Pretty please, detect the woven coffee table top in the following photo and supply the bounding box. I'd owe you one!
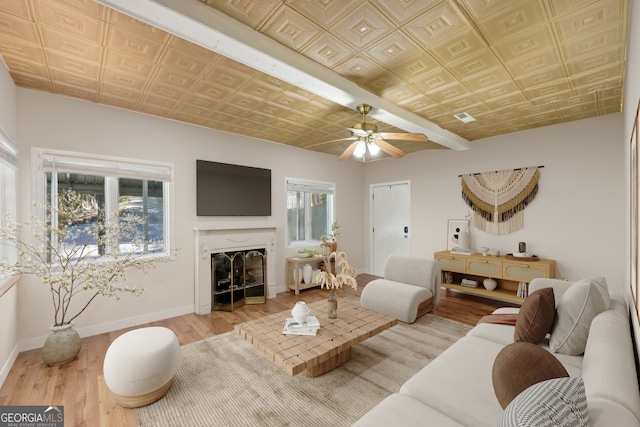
[235,299,397,376]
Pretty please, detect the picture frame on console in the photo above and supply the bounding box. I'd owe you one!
[447,219,470,251]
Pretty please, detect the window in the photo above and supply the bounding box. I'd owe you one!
[34,149,173,258]
[0,128,18,274]
[286,178,335,247]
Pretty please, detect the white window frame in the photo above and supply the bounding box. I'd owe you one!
[0,127,18,279]
[31,148,175,258]
[285,177,335,248]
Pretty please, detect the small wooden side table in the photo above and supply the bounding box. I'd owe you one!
[286,255,329,295]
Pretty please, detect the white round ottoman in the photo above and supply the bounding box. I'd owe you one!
[103,326,180,408]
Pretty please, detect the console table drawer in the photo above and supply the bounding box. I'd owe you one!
[436,256,465,273]
[466,259,501,278]
[503,263,547,282]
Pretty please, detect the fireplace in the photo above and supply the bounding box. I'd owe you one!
[194,227,276,315]
[212,248,266,311]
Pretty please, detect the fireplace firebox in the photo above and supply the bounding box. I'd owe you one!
[212,248,266,312]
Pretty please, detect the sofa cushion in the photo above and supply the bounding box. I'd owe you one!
[514,288,555,344]
[549,277,610,355]
[497,377,589,427]
[493,342,569,409]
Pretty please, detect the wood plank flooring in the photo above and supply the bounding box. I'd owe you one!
[0,283,516,427]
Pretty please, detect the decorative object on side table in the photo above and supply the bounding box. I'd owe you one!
[320,219,341,255]
[0,190,173,365]
[313,251,357,319]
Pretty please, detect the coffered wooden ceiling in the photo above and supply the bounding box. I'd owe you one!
[0,0,629,160]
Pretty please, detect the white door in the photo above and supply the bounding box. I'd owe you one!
[371,182,410,276]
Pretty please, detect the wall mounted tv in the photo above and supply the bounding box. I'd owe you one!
[196,160,272,216]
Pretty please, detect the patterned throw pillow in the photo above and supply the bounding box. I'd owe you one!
[497,377,589,427]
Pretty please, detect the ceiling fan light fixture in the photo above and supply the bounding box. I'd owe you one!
[353,141,366,158]
[367,142,380,155]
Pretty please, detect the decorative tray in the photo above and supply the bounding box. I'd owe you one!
[505,253,539,261]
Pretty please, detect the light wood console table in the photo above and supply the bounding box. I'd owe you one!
[434,250,555,304]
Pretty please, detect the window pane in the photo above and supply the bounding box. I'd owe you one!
[47,173,105,259]
[286,185,332,246]
[118,178,164,253]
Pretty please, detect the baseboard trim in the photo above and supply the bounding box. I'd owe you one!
[17,304,194,353]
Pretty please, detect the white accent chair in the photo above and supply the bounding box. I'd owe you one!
[360,256,441,323]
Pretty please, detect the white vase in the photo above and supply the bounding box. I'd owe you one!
[291,301,310,324]
[302,264,313,284]
[483,278,497,291]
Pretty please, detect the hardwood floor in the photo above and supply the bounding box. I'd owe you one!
[0,283,516,427]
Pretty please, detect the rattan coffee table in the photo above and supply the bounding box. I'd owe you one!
[234,299,397,377]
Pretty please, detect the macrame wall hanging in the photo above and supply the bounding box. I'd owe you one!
[461,166,541,235]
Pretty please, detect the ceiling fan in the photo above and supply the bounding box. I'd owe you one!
[334,104,430,161]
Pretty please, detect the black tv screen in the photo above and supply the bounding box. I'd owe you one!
[196,160,272,216]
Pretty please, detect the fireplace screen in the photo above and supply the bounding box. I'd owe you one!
[211,248,266,312]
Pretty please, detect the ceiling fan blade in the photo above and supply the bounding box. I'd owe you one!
[379,132,428,142]
[305,137,356,149]
[347,127,369,136]
[376,139,406,158]
[338,141,358,160]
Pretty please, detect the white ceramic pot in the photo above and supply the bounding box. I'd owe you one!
[483,278,497,291]
[302,263,313,284]
[291,302,310,324]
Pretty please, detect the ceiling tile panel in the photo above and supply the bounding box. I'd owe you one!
[476,1,546,43]
[160,48,212,78]
[515,64,567,88]
[46,50,99,78]
[492,26,555,63]
[1,54,48,76]
[106,26,163,62]
[100,81,141,100]
[446,49,503,80]
[300,32,355,68]
[483,91,530,110]
[462,67,515,91]
[40,26,101,62]
[331,3,396,50]
[410,68,461,94]
[261,6,324,51]
[53,0,105,17]
[54,81,97,101]
[199,0,282,29]
[97,92,138,110]
[332,54,383,80]
[0,43,46,66]
[101,67,147,91]
[371,0,443,25]
[507,47,562,77]
[0,12,39,43]
[103,50,153,78]
[429,30,489,65]
[35,0,102,40]
[0,0,31,19]
[565,45,625,75]
[106,7,169,42]
[554,0,623,40]
[363,30,421,66]
[561,26,624,60]
[402,1,468,46]
[358,71,405,96]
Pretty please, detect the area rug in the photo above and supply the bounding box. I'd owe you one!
[135,313,471,427]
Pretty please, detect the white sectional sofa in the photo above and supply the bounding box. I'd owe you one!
[354,278,640,426]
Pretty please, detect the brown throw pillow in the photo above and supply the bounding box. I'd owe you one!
[492,342,569,409]
[514,288,555,344]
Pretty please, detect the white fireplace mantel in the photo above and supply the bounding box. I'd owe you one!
[194,226,277,314]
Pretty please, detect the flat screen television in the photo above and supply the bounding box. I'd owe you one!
[196,160,272,216]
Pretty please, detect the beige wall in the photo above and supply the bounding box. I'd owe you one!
[363,113,625,288]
